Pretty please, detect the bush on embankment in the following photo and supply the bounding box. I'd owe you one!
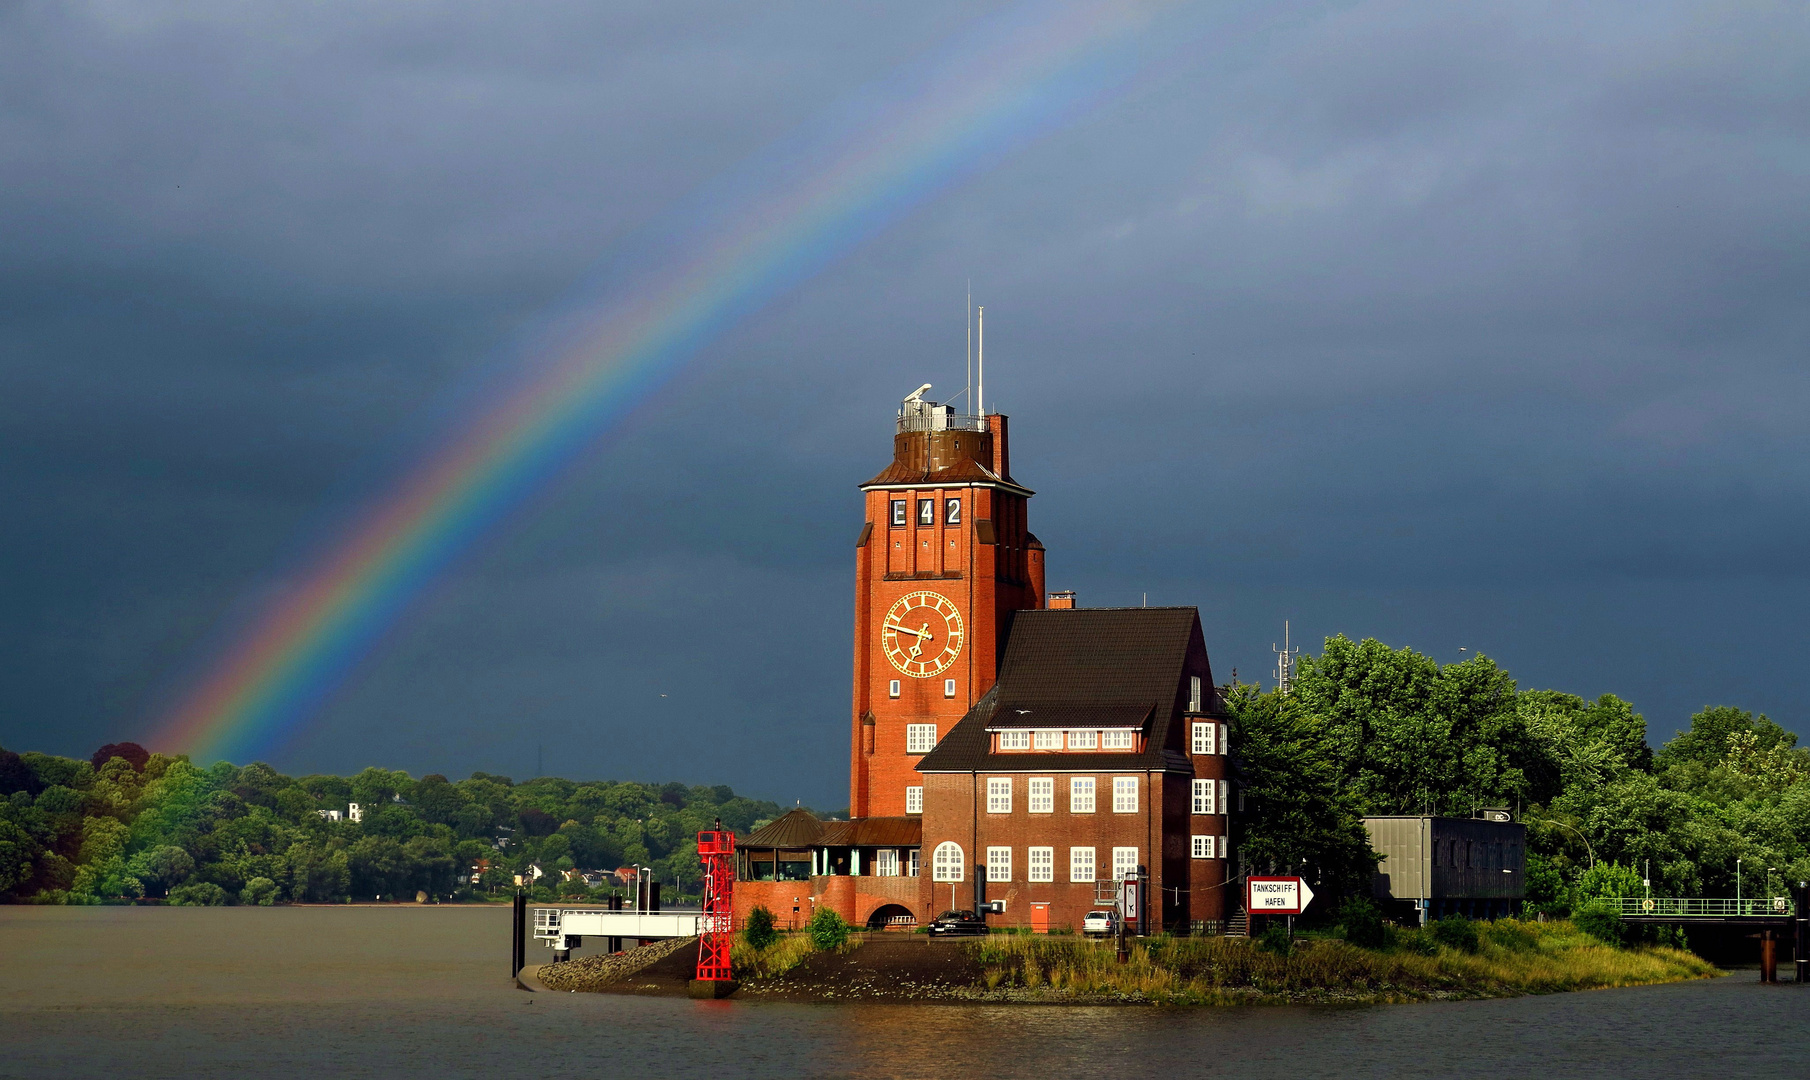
[967,918,1717,1003]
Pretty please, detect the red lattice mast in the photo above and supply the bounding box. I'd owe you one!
[696,825,736,983]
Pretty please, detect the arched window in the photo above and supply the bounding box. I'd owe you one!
[932,841,964,882]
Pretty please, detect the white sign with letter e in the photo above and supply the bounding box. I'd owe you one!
[1246,876,1315,914]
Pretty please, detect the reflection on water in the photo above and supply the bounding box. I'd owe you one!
[3,906,1805,1079]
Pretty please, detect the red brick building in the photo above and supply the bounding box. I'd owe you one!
[735,391,1234,933]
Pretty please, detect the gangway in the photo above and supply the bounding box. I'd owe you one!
[533,907,704,954]
[1610,884,1807,984]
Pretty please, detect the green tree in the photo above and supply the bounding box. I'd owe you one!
[744,905,777,949]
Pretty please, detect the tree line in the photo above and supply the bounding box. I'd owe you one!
[1230,635,1810,912]
[0,742,794,905]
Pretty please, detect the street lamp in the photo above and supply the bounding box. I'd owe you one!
[1736,858,1742,908]
[1534,817,1594,869]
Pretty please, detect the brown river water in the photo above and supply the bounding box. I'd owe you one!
[2,905,1802,1079]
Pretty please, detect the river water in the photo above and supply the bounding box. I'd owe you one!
[2,905,1802,1079]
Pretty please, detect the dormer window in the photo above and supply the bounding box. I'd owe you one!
[998,731,1030,750]
[1033,730,1063,750]
[1101,730,1135,750]
[1067,730,1098,750]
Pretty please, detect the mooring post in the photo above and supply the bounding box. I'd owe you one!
[1760,928,1777,984]
[1795,882,1808,984]
[511,890,526,979]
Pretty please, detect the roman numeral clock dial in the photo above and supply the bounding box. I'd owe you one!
[881,590,965,678]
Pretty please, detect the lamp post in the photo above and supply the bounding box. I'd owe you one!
[1535,818,1594,869]
[1736,858,1742,910]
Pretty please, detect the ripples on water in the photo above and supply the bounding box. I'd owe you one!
[2,906,1803,1079]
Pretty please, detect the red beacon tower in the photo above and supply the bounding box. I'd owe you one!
[692,825,736,997]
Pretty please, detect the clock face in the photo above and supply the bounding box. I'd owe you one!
[882,591,965,678]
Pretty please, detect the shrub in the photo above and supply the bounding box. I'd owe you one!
[1336,897,1387,949]
[1572,902,1626,946]
[239,877,279,906]
[169,882,229,907]
[1430,915,1479,953]
[1393,927,1438,955]
[806,905,850,950]
[744,905,777,950]
[1257,924,1293,956]
[1482,918,1539,952]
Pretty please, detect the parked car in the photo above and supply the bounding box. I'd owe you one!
[927,909,990,937]
[1081,909,1118,938]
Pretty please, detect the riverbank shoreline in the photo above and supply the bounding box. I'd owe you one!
[532,920,1722,1006]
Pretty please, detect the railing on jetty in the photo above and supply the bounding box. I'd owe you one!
[1612,896,1795,918]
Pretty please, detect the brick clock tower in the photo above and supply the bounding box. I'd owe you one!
[849,390,1045,819]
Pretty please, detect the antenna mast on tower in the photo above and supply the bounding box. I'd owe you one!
[1273,620,1299,695]
[977,305,985,415]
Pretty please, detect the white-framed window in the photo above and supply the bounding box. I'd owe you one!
[1191,721,1215,755]
[1101,729,1135,750]
[1069,846,1096,883]
[1113,846,1139,881]
[1220,836,1230,862]
[1033,730,1063,750]
[909,849,920,877]
[1028,846,1054,882]
[1067,730,1097,750]
[932,841,964,882]
[889,679,901,699]
[1028,777,1054,813]
[918,498,936,526]
[1191,835,1214,859]
[1113,776,1139,813]
[875,849,900,876]
[1189,675,1202,712]
[987,777,1012,814]
[905,786,923,814]
[1219,779,1229,814]
[946,497,962,525]
[1220,724,1229,756]
[998,731,1030,750]
[1070,776,1096,813]
[906,724,937,754]
[987,847,1011,882]
[1192,778,1216,815]
[944,678,957,698]
[891,499,907,526]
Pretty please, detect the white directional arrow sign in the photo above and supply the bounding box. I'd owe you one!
[1247,876,1316,914]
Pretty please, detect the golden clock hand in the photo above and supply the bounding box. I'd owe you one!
[884,622,923,637]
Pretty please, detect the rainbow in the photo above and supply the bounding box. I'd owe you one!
[153,0,1201,764]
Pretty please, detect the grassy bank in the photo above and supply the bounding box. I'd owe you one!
[967,919,1720,1004]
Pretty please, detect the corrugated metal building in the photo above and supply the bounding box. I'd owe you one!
[1364,814,1527,922]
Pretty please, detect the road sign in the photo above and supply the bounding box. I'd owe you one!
[1247,876,1315,915]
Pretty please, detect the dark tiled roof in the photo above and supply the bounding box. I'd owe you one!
[815,816,923,848]
[984,703,1154,730]
[917,607,1202,774]
[864,455,1016,489]
[740,808,824,850]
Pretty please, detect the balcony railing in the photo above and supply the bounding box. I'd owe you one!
[1612,896,1796,917]
[897,405,989,434]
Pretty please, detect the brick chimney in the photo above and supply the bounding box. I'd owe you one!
[1047,591,1076,609]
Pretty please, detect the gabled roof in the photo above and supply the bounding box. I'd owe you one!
[985,703,1154,730]
[740,808,824,850]
[916,607,1207,774]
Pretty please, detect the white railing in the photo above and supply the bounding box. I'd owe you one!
[1613,897,1795,918]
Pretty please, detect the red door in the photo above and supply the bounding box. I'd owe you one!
[1030,902,1051,934]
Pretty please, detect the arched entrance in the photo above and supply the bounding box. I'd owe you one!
[866,904,916,930]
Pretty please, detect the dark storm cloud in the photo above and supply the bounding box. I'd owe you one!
[3,1,1807,805]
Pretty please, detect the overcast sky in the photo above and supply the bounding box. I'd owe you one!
[3,1,1807,809]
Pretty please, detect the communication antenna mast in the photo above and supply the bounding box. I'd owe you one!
[1273,620,1299,695]
[966,283,972,411]
[977,305,985,415]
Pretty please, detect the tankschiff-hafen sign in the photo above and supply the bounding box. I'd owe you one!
[1247,876,1315,915]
